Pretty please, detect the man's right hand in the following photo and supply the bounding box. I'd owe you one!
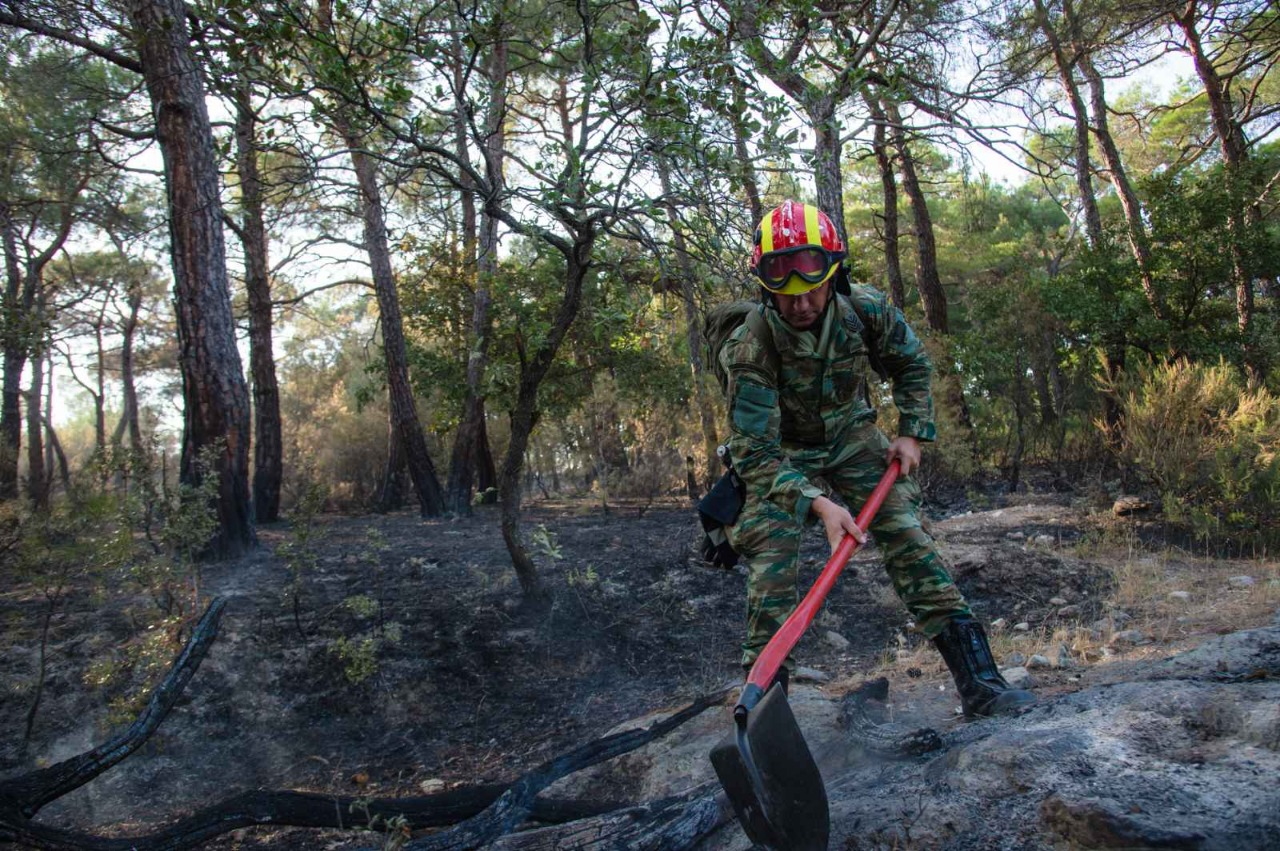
[811,495,867,553]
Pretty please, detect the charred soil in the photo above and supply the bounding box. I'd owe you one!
[0,485,1270,848]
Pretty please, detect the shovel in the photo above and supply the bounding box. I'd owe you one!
[710,461,901,851]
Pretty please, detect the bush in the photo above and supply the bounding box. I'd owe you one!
[1108,359,1280,550]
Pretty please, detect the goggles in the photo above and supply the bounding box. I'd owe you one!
[754,245,846,291]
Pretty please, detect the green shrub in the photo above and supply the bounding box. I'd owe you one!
[1108,359,1280,549]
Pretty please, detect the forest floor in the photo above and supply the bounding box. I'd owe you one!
[1,472,1278,849]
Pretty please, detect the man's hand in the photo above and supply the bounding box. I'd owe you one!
[811,495,867,553]
[886,436,922,477]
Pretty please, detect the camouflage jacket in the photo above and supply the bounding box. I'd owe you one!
[719,285,936,525]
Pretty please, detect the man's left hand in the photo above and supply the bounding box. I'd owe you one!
[886,436,922,477]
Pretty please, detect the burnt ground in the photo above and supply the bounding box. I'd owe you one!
[0,485,1182,848]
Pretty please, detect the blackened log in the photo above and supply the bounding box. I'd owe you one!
[0,787,621,851]
[0,598,227,820]
[403,692,724,850]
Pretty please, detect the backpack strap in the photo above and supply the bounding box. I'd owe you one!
[741,301,781,382]
[839,294,889,383]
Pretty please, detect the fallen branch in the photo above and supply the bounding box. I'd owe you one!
[1,598,229,822]
[403,691,727,850]
[0,597,726,850]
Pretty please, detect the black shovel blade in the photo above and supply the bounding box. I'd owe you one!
[710,684,830,850]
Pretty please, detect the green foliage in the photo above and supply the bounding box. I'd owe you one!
[530,524,562,563]
[325,528,402,686]
[277,462,328,639]
[1107,360,1280,550]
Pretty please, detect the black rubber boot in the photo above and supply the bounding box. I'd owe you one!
[932,616,1036,718]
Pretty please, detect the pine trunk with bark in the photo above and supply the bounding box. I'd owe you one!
[1032,0,1104,248]
[1174,1,1260,377]
[446,29,506,515]
[809,94,848,246]
[111,285,144,453]
[728,71,765,227]
[345,139,445,517]
[658,156,718,492]
[234,82,283,523]
[886,101,947,333]
[1,202,72,502]
[1077,50,1165,321]
[25,346,47,511]
[866,95,905,309]
[129,0,255,558]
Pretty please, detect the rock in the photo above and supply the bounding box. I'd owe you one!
[1228,575,1257,589]
[824,630,851,651]
[1034,534,1055,546]
[1049,597,1068,606]
[1005,651,1027,667]
[419,778,446,794]
[1057,604,1082,617]
[1000,666,1035,688]
[795,666,832,684]
[1027,654,1053,670]
[1055,644,1076,668]
[1111,629,1147,647]
[1168,591,1191,602]
[1006,531,1026,541]
[1108,610,1133,626]
[1014,622,1031,632]
[990,617,1007,630]
[1112,495,1153,516]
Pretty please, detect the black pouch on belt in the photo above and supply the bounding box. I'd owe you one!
[697,452,745,568]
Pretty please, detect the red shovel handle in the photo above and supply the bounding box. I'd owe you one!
[737,460,901,715]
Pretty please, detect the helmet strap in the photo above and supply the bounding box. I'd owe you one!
[834,263,852,296]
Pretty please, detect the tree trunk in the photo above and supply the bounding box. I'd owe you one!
[234,82,283,524]
[658,156,718,491]
[808,94,848,247]
[111,284,144,453]
[476,402,497,503]
[446,29,506,515]
[0,201,19,500]
[728,70,764,226]
[866,94,905,309]
[376,425,407,513]
[1077,51,1166,321]
[885,101,947,333]
[1174,1,1259,377]
[313,0,444,517]
[26,346,47,511]
[1032,0,1103,248]
[345,140,445,516]
[499,245,592,600]
[129,0,254,557]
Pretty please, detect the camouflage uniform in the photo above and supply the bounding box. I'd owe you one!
[720,284,970,670]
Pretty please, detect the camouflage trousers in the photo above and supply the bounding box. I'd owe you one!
[727,422,970,671]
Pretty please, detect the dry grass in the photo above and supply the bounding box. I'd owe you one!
[863,539,1280,687]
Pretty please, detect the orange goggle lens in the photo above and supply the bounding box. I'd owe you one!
[755,246,843,290]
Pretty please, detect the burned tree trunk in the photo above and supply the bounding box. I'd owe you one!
[865,94,905,310]
[233,79,283,524]
[129,0,254,557]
